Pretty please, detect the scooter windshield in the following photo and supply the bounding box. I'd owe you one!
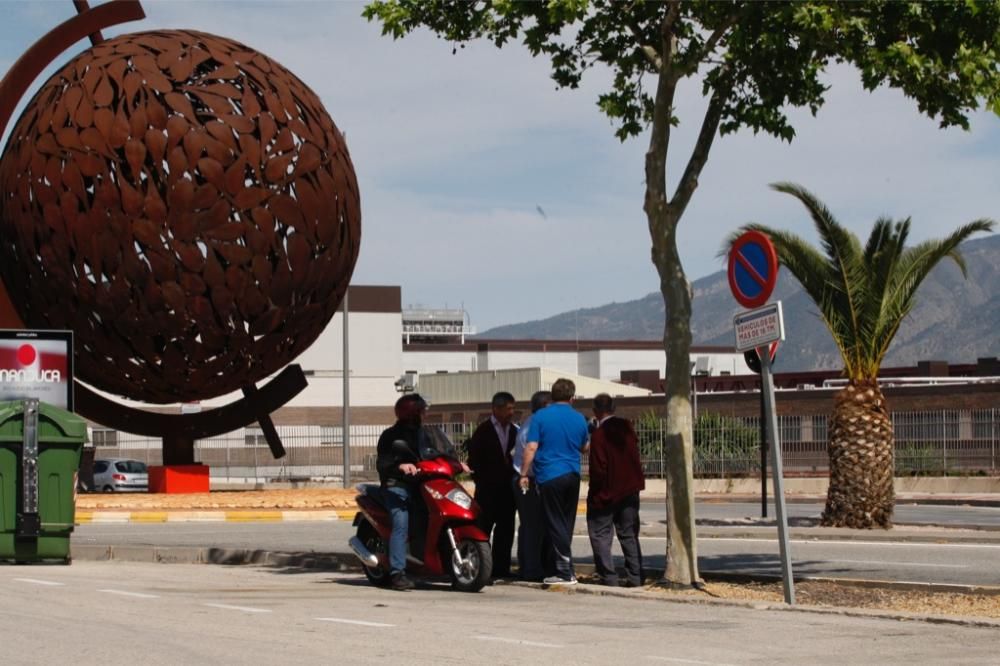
[421,425,458,459]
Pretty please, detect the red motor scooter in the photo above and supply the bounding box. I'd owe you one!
[349,447,492,592]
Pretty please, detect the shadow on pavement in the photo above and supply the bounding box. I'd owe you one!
[698,552,880,578]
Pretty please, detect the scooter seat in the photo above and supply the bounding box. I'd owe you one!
[356,483,382,495]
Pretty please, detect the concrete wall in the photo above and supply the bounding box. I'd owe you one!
[483,350,580,375]
[401,349,477,374]
[416,367,652,404]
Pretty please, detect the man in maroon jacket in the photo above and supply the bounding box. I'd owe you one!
[465,391,518,579]
[586,393,645,587]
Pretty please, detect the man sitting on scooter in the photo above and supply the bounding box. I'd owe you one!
[375,393,469,591]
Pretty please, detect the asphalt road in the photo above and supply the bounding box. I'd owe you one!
[74,513,1000,586]
[2,561,997,665]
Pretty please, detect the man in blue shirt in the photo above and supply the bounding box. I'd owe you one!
[519,378,590,584]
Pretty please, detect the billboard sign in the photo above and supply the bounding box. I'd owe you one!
[0,329,74,410]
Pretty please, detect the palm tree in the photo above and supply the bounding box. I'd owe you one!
[730,183,995,528]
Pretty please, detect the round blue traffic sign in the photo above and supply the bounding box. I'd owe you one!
[728,230,779,308]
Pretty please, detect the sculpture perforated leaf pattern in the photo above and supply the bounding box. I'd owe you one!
[0,30,360,403]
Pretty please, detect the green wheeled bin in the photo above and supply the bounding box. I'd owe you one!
[0,399,88,563]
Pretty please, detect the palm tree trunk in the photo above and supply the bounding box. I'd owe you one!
[821,380,894,528]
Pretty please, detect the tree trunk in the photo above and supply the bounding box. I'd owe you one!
[821,380,895,528]
[651,209,699,585]
[642,7,704,584]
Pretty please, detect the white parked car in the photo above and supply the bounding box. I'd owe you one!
[92,459,148,492]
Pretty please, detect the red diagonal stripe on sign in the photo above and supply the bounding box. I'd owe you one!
[736,250,768,288]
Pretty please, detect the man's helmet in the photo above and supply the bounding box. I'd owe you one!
[395,393,428,422]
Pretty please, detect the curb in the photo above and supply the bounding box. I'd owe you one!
[695,528,1000,544]
[703,496,1000,509]
[74,504,590,524]
[76,509,356,523]
[72,543,361,570]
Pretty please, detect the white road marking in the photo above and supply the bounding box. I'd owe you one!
[314,617,395,628]
[646,656,734,666]
[98,589,160,598]
[474,635,564,649]
[202,602,272,614]
[13,578,64,586]
[824,559,968,569]
[701,537,1000,550]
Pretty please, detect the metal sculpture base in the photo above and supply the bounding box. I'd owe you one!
[148,464,210,494]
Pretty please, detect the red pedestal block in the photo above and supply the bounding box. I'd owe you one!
[148,464,210,493]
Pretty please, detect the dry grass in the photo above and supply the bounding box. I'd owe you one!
[640,579,1000,620]
[77,488,359,510]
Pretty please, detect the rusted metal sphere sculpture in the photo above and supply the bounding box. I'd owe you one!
[0,30,361,403]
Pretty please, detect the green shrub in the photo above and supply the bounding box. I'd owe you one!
[633,410,761,477]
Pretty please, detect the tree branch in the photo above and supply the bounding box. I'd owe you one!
[669,76,731,217]
[696,10,740,67]
[644,4,680,198]
[628,20,663,72]
[626,9,662,71]
[644,1,681,256]
[663,0,681,79]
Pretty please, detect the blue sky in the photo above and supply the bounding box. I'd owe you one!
[2,1,998,332]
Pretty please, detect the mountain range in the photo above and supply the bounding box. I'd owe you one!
[479,235,1000,371]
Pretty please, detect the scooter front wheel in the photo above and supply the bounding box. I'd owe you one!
[357,522,391,587]
[448,539,492,592]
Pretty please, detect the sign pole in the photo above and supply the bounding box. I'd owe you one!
[760,347,794,604]
[342,290,351,489]
[759,383,767,519]
[728,230,791,602]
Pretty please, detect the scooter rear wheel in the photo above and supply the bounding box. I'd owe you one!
[448,538,491,592]
[357,522,391,587]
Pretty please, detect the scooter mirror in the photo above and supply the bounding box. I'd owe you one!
[391,439,418,462]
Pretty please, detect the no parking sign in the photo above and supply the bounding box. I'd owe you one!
[728,230,779,308]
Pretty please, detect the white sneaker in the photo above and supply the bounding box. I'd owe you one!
[543,576,577,585]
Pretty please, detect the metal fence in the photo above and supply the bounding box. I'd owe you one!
[92,422,478,484]
[90,408,999,482]
[635,408,1000,477]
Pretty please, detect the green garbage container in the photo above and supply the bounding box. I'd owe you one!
[0,399,87,563]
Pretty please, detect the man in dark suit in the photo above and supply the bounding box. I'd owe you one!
[465,391,518,579]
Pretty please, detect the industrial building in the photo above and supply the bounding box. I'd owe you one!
[166,284,743,416]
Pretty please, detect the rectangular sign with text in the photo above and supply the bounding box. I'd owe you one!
[0,329,74,410]
[734,302,784,352]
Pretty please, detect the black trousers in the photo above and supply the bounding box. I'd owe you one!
[586,493,643,586]
[511,474,551,581]
[539,471,581,580]
[475,483,515,577]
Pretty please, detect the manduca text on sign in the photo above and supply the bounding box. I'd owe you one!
[0,368,62,383]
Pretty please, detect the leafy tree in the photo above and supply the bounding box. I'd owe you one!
[363,0,1000,584]
[731,183,994,527]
